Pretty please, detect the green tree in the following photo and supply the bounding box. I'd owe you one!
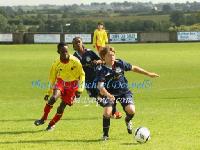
[16,23,26,32]
[162,5,172,13]
[70,19,81,33]
[170,11,185,26]
[0,14,8,32]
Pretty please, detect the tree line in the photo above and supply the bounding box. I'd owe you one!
[0,2,200,33]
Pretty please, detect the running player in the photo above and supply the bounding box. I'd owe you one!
[34,42,85,131]
[96,46,159,140]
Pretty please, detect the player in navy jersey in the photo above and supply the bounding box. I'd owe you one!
[72,37,122,119]
[96,46,159,140]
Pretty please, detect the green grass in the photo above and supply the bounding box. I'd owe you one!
[0,43,200,150]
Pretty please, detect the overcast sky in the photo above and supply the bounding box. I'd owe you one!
[0,0,199,6]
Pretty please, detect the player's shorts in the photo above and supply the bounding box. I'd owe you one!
[115,91,134,110]
[97,91,134,109]
[54,78,78,106]
[95,44,102,52]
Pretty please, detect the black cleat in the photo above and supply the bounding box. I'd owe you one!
[102,135,109,141]
[46,124,55,131]
[34,119,45,126]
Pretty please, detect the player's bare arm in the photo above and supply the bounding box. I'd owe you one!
[132,65,160,78]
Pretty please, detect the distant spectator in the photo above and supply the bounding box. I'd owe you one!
[93,22,108,53]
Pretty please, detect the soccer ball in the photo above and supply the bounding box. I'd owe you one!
[134,127,150,143]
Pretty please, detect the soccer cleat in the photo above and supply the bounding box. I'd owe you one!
[112,111,122,119]
[46,124,55,131]
[34,119,45,126]
[102,135,109,141]
[125,120,133,134]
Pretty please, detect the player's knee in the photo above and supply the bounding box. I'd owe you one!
[103,107,112,118]
[128,108,135,115]
[125,104,135,115]
[57,101,66,114]
[48,97,56,105]
[53,89,61,99]
[103,113,112,118]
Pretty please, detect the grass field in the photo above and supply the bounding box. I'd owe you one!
[0,43,200,150]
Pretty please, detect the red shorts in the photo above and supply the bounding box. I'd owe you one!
[96,44,103,52]
[54,78,78,106]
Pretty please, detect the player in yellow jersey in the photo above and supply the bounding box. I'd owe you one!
[93,22,108,53]
[34,42,85,131]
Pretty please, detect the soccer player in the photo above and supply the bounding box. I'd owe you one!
[93,22,108,53]
[96,46,159,140]
[72,37,122,119]
[34,42,85,131]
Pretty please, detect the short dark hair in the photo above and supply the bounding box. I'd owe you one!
[57,42,68,53]
[72,37,82,51]
[99,46,115,60]
[98,21,104,25]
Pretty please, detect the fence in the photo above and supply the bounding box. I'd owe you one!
[0,32,200,44]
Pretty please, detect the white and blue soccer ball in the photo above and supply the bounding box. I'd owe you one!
[134,127,150,143]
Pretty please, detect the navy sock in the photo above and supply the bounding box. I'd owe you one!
[125,113,134,122]
[103,115,110,137]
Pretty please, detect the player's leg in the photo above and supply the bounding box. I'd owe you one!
[34,89,61,126]
[118,93,135,134]
[98,97,113,140]
[96,92,122,119]
[46,83,77,131]
[46,101,66,131]
[102,106,112,140]
[124,104,135,134]
[111,101,122,119]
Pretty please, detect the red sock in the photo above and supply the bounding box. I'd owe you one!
[41,103,53,120]
[49,113,63,126]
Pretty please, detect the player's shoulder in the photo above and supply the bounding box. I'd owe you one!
[115,59,124,64]
[85,49,96,54]
[85,48,92,51]
[96,65,108,74]
[70,55,82,66]
[70,54,80,62]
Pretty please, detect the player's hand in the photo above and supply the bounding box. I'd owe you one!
[148,72,160,78]
[91,60,101,66]
[107,94,115,101]
[75,91,82,98]
[92,60,97,65]
[44,95,49,101]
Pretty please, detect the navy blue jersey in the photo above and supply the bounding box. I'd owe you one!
[96,59,132,96]
[73,49,100,82]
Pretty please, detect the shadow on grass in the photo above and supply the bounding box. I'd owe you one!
[0,117,99,122]
[121,142,140,145]
[0,130,44,135]
[0,139,102,144]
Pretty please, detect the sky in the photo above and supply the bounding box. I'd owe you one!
[0,0,199,6]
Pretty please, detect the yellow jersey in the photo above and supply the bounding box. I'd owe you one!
[93,29,108,47]
[47,55,85,95]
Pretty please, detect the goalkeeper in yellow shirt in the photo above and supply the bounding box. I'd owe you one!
[93,22,108,52]
[34,42,85,131]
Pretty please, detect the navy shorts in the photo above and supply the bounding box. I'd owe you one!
[115,92,134,110]
[97,91,134,109]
